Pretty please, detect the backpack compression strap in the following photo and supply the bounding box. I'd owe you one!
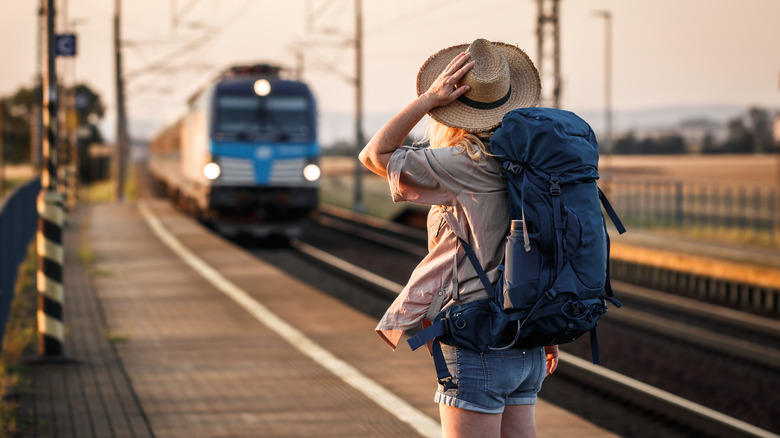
[598,187,626,234]
[511,166,565,274]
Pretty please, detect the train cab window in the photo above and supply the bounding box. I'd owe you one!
[215,94,312,141]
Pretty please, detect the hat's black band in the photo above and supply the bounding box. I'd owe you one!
[457,86,511,110]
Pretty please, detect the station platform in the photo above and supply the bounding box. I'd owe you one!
[18,199,616,437]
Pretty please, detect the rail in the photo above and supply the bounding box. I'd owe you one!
[0,177,41,351]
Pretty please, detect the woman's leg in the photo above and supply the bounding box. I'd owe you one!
[440,404,502,438]
[500,405,536,438]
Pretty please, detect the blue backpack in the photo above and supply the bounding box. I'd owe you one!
[408,107,626,390]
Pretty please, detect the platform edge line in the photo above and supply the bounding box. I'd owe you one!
[136,201,442,438]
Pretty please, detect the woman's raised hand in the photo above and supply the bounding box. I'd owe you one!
[423,52,474,108]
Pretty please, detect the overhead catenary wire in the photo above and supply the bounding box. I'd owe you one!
[170,0,204,30]
[122,0,543,143]
[123,0,256,83]
[121,0,257,124]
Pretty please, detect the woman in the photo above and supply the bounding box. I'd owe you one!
[359,39,559,438]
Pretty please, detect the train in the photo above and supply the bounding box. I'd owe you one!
[148,64,320,239]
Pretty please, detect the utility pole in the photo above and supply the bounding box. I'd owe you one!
[58,0,68,203]
[34,1,45,169]
[593,10,613,156]
[536,0,561,108]
[58,0,74,210]
[114,0,129,202]
[295,50,304,81]
[66,16,85,210]
[593,10,613,197]
[302,0,365,211]
[352,0,364,213]
[37,0,66,358]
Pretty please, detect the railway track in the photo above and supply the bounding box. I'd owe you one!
[247,205,780,437]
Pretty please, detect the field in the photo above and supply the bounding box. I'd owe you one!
[322,154,779,214]
[324,154,778,184]
[321,154,780,247]
[604,154,778,184]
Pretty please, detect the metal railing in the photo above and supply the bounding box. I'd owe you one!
[609,177,780,242]
[0,177,41,351]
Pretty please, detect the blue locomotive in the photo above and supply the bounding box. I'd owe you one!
[149,64,320,238]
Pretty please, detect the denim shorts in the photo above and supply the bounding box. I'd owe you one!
[434,344,546,414]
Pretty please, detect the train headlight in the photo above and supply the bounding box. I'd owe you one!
[254,79,271,96]
[303,163,321,182]
[203,162,221,180]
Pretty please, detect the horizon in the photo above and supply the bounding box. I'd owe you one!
[123,102,758,147]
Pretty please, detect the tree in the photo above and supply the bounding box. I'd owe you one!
[613,131,687,155]
[613,131,639,154]
[652,134,686,154]
[747,106,772,153]
[701,132,720,154]
[2,87,38,163]
[0,82,105,165]
[722,117,753,154]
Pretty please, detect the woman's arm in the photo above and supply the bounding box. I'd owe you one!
[359,52,474,179]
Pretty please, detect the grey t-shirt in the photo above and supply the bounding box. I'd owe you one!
[376,145,509,349]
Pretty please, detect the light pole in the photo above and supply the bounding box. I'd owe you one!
[593,10,613,195]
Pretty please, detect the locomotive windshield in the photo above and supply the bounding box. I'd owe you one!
[214,93,312,141]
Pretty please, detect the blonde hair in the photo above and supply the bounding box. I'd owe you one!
[420,121,494,162]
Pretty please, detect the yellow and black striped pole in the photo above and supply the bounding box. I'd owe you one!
[37,0,66,357]
[37,191,64,356]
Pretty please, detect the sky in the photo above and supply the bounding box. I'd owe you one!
[1,0,779,144]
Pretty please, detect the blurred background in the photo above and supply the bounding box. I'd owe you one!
[1,0,778,150]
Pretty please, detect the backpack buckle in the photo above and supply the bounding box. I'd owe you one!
[550,179,561,196]
[503,161,522,175]
[438,377,458,391]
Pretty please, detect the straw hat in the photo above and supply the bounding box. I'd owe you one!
[416,38,541,132]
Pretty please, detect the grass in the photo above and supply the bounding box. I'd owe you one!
[319,169,427,221]
[80,179,115,203]
[78,162,137,204]
[76,247,96,265]
[104,329,131,344]
[0,245,38,437]
[0,166,134,435]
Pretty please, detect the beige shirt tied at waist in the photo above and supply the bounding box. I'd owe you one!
[376,144,509,349]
